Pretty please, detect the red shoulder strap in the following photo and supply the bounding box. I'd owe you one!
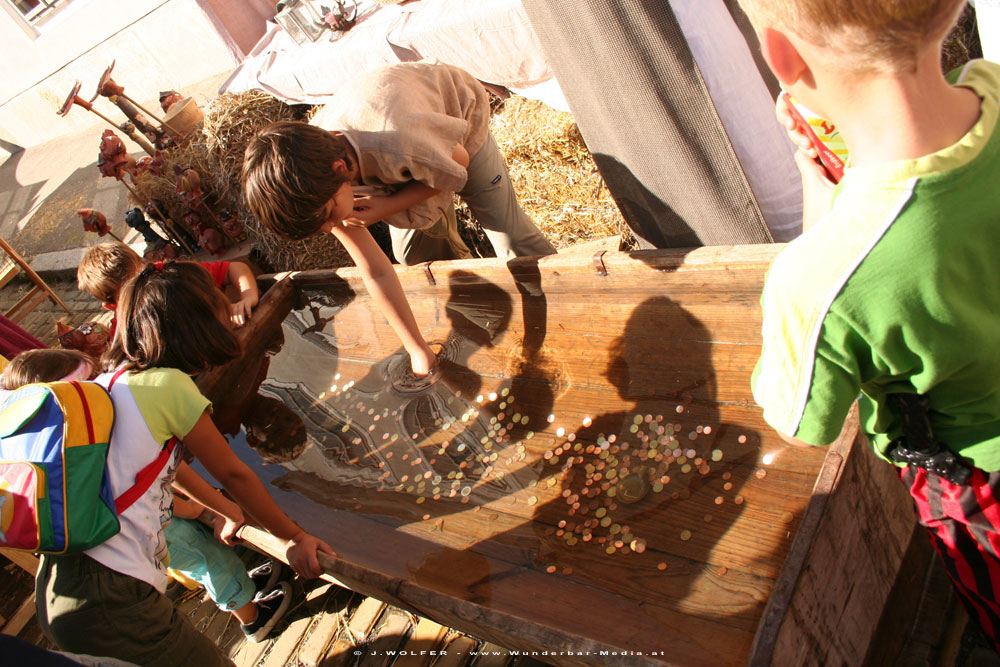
[104,366,179,515]
[115,436,178,515]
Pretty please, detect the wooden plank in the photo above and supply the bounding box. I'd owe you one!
[434,634,478,667]
[348,597,388,642]
[217,246,916,666]
[261,582,335,667]
[298,589,355,667]
[202,607,233,647]
[358,609,412,666]
[0,261,19,291]
[473,642,514,667]
[764,430,920,665]
[0,548,39,575]
[232,635,270,667]
[321,596,388,667]
[175,589,209,619]
[1,593,35,636]
[0,236,72,318]
[6,287,48,323]
[394,617,449,667]
[189,596,221,633]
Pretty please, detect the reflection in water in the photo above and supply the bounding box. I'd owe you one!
[250,279,784,631]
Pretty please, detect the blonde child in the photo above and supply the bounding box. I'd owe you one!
[741,0,1000,650]
[35,262,335,666]
[77,241,259,329]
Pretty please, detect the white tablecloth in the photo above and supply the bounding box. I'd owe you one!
[220,0,568,111]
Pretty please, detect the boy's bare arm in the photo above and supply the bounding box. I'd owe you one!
[328,223,437,376]
[170,493,205,520]
[345,142,471,228]
[226,261,259,327]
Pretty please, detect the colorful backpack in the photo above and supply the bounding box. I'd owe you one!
[0,375,176,554]
[0,381,117,553]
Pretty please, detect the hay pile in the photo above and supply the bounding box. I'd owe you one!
[487,96,627,250]
[201,91,350,271]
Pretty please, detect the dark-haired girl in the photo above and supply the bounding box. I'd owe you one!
[35,262,335,667]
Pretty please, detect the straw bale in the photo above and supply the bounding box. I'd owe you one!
[131,91,350,272]
[488,96,628,250]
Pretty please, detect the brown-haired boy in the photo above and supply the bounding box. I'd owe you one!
[243,62,556,267]
[77,242,260,329]
[743,0,1000,649]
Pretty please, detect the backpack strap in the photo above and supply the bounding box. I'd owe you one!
[114,436,178,514]
[104,366,180,515]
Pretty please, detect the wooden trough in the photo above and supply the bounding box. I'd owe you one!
[197,245,935,666]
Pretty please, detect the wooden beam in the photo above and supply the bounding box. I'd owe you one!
[0,548,39,575]
[1,593,35,637]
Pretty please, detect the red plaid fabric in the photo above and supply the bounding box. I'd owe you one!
[900,465,1000,651]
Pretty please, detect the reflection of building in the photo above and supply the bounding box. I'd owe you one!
[0,0,275,150]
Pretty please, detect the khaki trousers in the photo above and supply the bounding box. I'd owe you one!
[36,553,233,667]
[391,132,557,265]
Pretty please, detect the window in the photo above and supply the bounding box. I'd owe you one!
[2,0,73,36]
[9,0,70,23]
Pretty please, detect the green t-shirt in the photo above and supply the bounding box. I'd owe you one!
[752,59,1000,471]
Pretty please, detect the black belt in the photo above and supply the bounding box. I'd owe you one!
[885,393,971,486]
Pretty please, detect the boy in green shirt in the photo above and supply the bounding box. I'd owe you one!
[742,0,1000,648]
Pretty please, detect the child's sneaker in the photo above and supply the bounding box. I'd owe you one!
[240,582,292,643]
[248,559,283,597]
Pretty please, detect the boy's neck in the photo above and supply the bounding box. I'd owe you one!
[824,49,981,168]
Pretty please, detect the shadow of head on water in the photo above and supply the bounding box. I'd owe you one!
[510,295,763,619]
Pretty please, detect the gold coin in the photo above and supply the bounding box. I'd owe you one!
[680,530,692,541]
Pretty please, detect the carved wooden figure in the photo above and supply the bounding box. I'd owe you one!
[76,208,122,242]
[58,81,155,155]
[94,60,177,143]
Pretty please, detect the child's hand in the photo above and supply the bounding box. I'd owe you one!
[284,530,337,579]
[343,195,389,227]
[212,511,244,546]
[776,94,818,160]
[409,343,439,378]
[230,295,258,328]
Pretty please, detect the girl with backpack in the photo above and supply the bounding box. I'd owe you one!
[34,262,335,667]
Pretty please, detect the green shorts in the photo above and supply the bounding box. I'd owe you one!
[35,552,232,667]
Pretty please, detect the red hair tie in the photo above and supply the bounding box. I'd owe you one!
[153,261,165,272]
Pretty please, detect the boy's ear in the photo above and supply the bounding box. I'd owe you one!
[759,26,808,86]
[331,159,350,178]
